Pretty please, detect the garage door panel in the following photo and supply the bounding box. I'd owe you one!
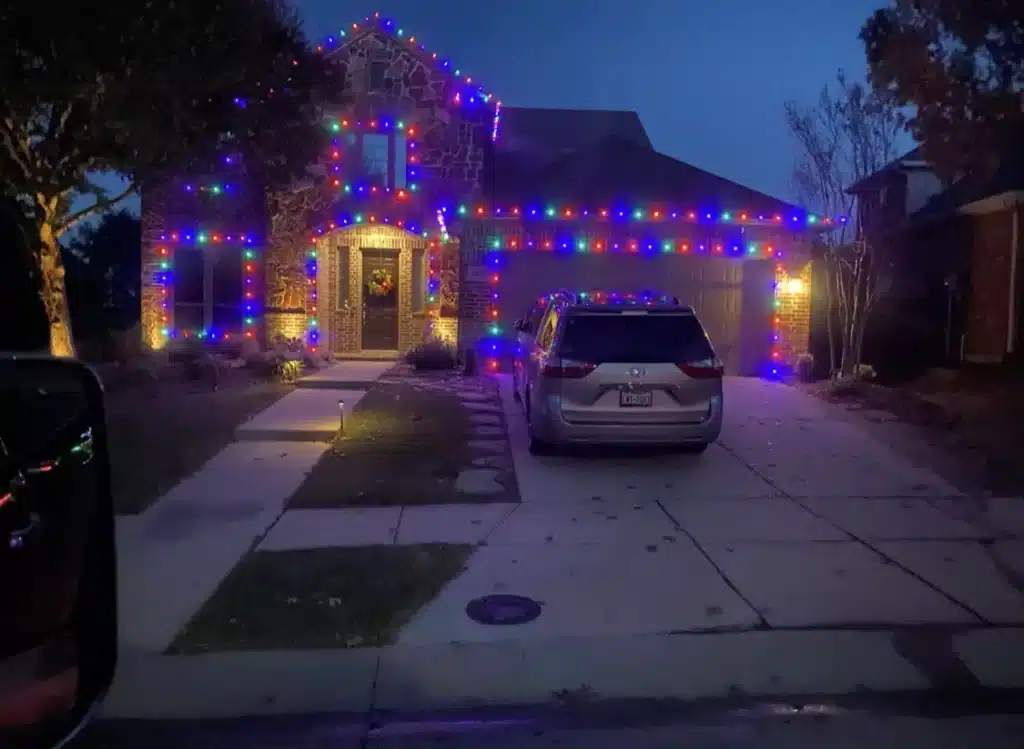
[495,253,772,375]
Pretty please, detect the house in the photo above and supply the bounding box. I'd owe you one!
[139,12,830,376]
[849,145,1024,367]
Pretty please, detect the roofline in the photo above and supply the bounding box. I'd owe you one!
[959,190,1024,216]
[318,12,498,109]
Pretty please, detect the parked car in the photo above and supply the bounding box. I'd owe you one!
[513,290,723,455]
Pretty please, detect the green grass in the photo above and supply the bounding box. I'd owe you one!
[168,544,474,653]
[106,379,290,514]
[287,380,515,507]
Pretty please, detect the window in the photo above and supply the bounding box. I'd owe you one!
[412,247,425,312]
[172,245,246,337]
[537,309,559,348]
[343,131,407,189]
[559,313,714,363]
[361,134,389,182]
[336,246,350,308]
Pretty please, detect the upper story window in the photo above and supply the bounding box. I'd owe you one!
[343,132,407,189]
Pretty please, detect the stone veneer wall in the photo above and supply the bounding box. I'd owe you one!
[316,224,438,355]
[261,28,491,352]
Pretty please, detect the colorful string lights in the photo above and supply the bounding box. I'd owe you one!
[306,245,319,351]
[324,116,421,195]
[487,235,784,258]
[182,182,237,195]
[316,12,498,112]
[451,203,842,227]
[154,230,261,341]
[311,212,429,238]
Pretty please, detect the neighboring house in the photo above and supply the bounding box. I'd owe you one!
[139,12,829,376]
[850,145,1024,366]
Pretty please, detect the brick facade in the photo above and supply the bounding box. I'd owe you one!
[314,224,441,354]
[138,18,816,367]
[965,207,1020,362]
[774,261,813,364]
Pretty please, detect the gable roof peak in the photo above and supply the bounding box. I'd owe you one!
[315,11,498,109]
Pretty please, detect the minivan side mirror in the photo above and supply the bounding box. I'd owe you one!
[0,355,116,749]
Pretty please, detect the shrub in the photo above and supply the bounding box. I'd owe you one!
[406,339,458,371]
[795,353,816,382]
[274,359,303,384]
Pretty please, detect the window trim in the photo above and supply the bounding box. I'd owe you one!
[411,246,426,313]
[336,244,351,309]
[348,131,407,190]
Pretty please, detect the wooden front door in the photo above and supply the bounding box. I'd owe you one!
[361,249,400,350]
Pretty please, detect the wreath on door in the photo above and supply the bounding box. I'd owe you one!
[367,268,395,297]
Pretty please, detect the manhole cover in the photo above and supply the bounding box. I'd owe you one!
[465,594,542,625]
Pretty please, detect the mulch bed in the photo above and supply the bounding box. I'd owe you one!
[806,375,1024,496]
[168,543,473,652]
[287,368,518,507]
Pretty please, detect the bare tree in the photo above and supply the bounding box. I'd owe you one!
[785,70,904,379]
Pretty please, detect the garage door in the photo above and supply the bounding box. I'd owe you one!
[494,252,775,375]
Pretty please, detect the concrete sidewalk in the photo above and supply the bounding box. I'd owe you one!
[236,361,393,441]
[115,360,391,654]
[102,626,1024,718]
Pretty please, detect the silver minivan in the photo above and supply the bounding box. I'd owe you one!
[513,292,723,455]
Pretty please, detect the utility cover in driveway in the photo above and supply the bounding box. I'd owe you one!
[465,594,542,625]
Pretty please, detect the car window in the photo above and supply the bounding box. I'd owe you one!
[537,308,559,348]
[556,312,714,363]
[528,304,546,333]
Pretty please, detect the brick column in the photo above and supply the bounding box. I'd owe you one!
[774,260,813,366]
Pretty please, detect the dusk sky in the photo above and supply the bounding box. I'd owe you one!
[101,1,910,220]
[297,0,912,204]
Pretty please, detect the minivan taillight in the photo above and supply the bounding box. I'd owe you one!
[677,358,724,379]
[540,360,596,379]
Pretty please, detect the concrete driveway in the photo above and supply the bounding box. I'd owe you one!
[104,373,1024,718]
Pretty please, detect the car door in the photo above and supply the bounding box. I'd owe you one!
[513,302,547,402]
[525,305,560,414]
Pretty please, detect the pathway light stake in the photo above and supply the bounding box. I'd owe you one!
[338,399,345,435]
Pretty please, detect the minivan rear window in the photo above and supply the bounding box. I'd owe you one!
[557,312,715,363]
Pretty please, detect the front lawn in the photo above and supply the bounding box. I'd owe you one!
[168,543,473,652]
[105,372,291,514]
[287,373,517,507]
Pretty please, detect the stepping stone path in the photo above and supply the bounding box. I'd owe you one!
[381,365,516,502]
[456,468,505,495]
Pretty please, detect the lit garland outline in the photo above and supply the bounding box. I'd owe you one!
[155,230,261,342]
[315,12,499,122]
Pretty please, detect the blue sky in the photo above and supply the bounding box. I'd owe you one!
[101,0,906,219]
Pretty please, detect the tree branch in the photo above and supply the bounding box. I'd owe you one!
[55,184,137,236]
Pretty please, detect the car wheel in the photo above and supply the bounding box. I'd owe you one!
[529,436,552,456]
[680,442,709,454]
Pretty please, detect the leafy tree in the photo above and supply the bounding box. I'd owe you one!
[0,0,340,356]
[861,1,1024,182]
[785,71,905,378]
[64,211,142,340]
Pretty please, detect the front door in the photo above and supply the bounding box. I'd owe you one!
[361,249,400,350]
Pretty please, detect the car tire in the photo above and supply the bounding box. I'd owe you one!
[680,442,709,454]
[529,437,552,456]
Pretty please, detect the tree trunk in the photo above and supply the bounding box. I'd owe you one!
[37,221,76,357]
[824,255,838,378]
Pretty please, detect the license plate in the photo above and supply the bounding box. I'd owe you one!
[619,389,653,407]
